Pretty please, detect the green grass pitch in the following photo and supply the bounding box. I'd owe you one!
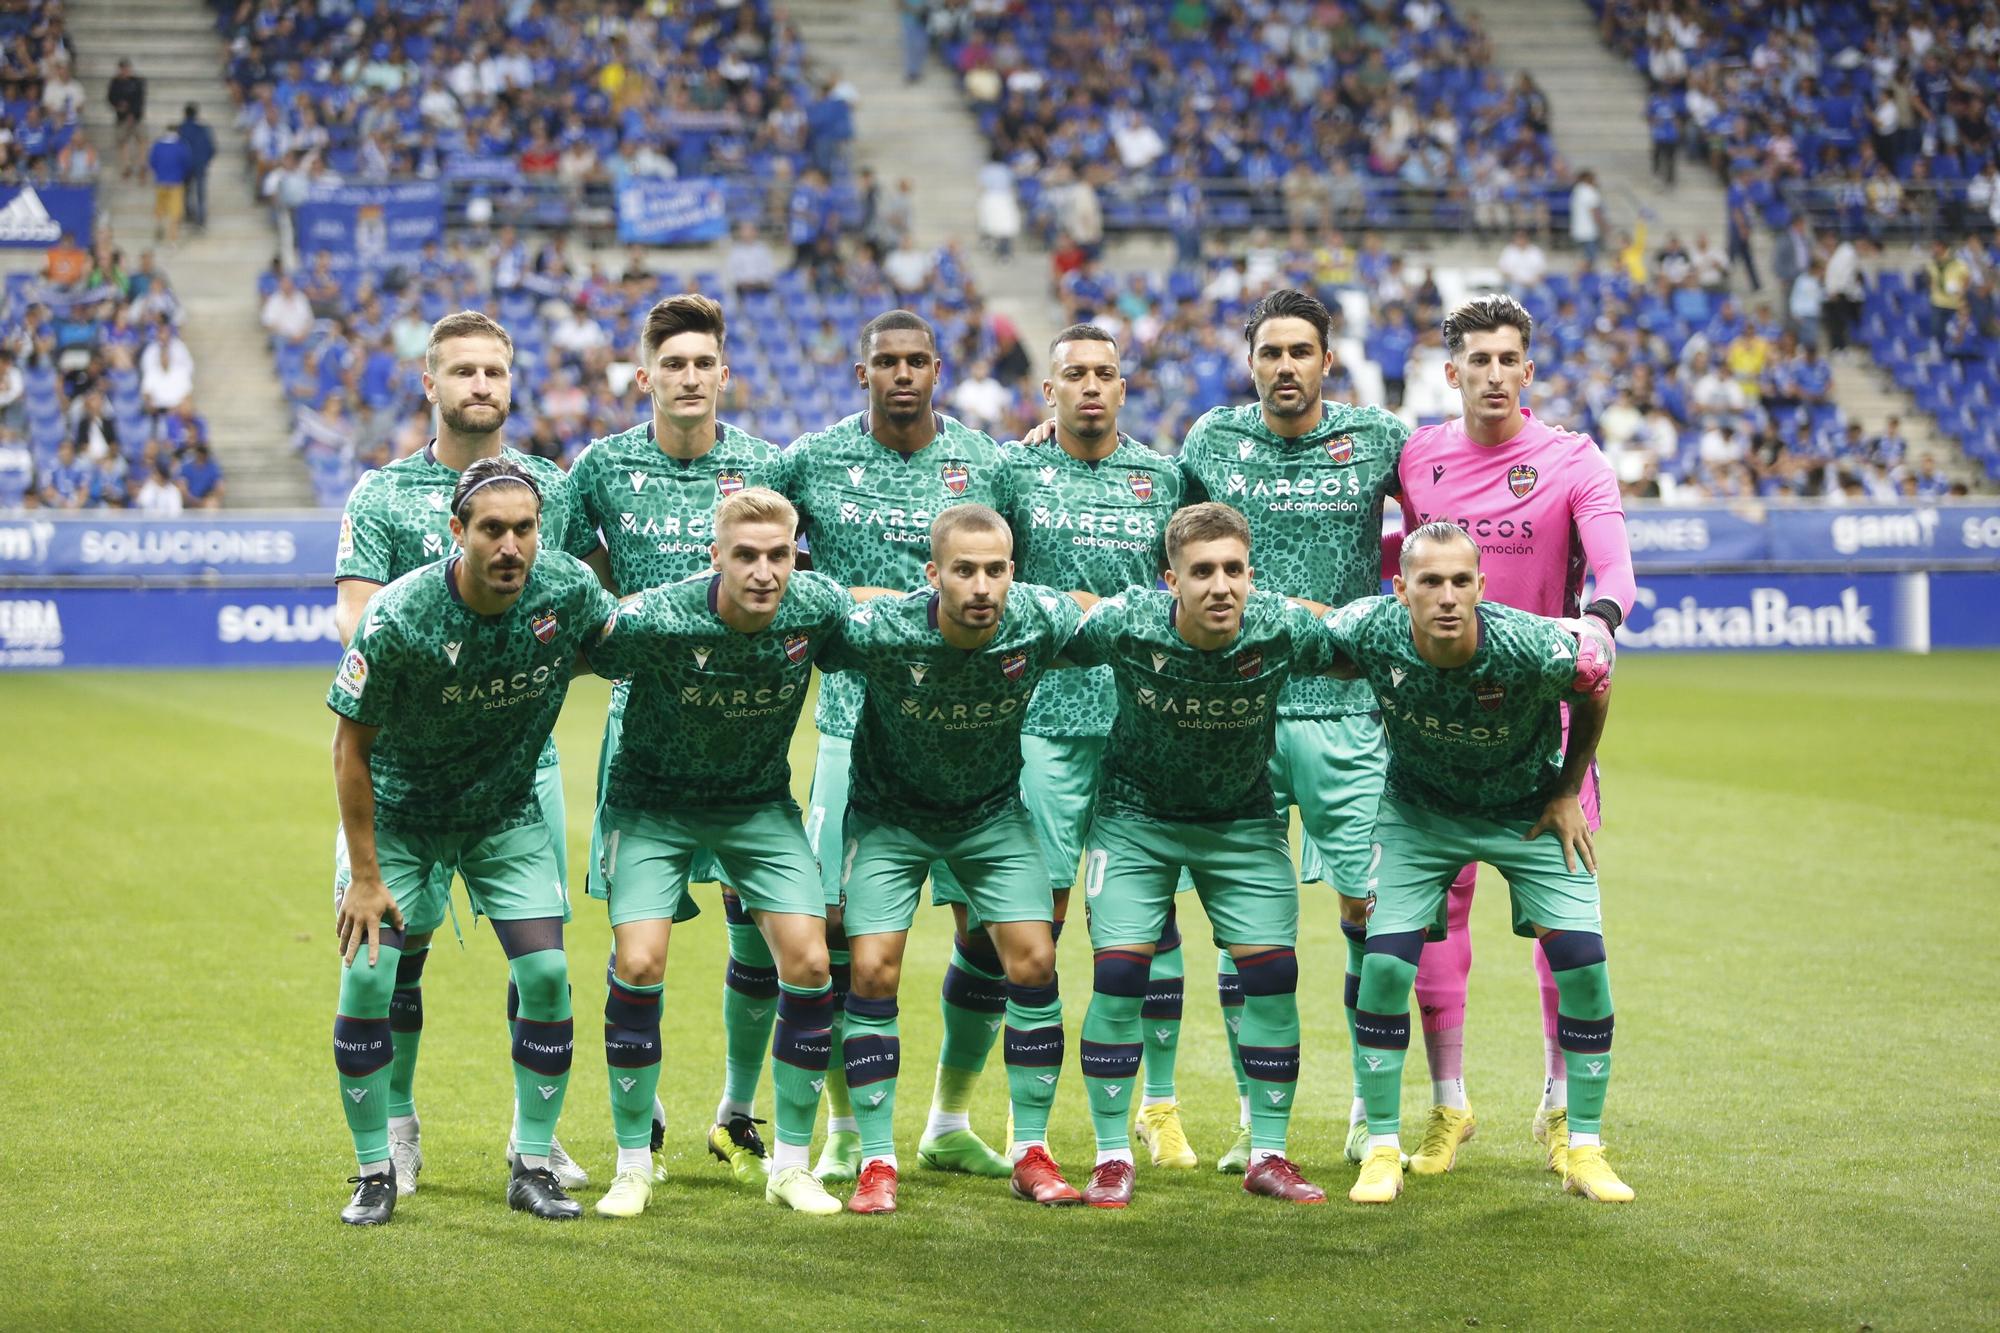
[3,653,1996,1329]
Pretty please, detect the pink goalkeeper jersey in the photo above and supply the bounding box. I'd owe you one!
[1397,408,1636,621]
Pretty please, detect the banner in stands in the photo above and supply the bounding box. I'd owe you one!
[0,514,340,579]
[615,178,728,244]
[0,586,340,669]
[295,182,445,273]
[0,183,95,248]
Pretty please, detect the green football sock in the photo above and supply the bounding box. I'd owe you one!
[604,974,664,1150]
[508,949,575,1157]
[937,936,1007,1089]
[1553,959,1615,1135]
[1216,950,1250,1102]
[1234,950,1302,1153]
[824,950,854,1121]
[1355,951,1419,1137]
[386,946,428,1119]
[1141,941,1185,1099]
[1002,982,1063,1144]
[842,996,901,1160]
[1081,988,1143,1152]
[721,908,779,1113]
[771,982,835,1149]
[1340,921,1367,1105]
[334,942,401,1166]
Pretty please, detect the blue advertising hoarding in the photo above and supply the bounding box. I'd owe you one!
[1616,572,1926,651]
[0,586,339,669]
[295,182,446,274]
[0,182,95,247]
[615,178,728,244]
[0,514,340,580]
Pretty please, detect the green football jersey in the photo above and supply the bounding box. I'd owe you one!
[569,420,785,593]
[334,442,596,584]
[586,570,852,810]
[1004,436,1184,739]
[1061,587,1338,823]
[771,411,1019,739]
[326,551,619,833]
[1178,401,1407,719]
[818,581,1083,833]
[1319,595,1584,819]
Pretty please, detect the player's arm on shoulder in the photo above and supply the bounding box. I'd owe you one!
[334,578,384,647]
[1054,590,1124,667]
[1315,595,1379,678]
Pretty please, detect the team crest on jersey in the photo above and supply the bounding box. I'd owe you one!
[999,649,1029,681]
[1474,682,1506,712]
[1508,464,1538,498]
[1324,435,1354,464]
[1235,650,1263,679]
[784,632,811,664]
[716,471,746,496]
[941,463,969,495]
[629,470,647,493]
[1127,472,1154,500]
[531,609,559,643]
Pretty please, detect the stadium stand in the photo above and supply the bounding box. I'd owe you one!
[1862,234,2000,482]
[1590,0,2000,238]
[927,0,1575,241]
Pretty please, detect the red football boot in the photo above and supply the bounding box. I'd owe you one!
[847,1159,898,1214]
[1242,1155,1327,1204]
[1009,1146,1083,1205]
[1081,1158,1135,1209]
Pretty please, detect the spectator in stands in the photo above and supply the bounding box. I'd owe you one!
[1924,239,1970,342]
[43,231,88,289]
[0,427,32,509]
[260,273,314,345]
[107,58,144,180]
[39,439,89,508]
[949,359,1011,435]
[177,105,214,232]
[1790,259,1826,349]
[138,320,193,414]
[69,388,118,461]
[1823,234,1862,353]
[724,221,779,296]
[1497,228,1548,294]
[976,157,1022,260]
[158,398,208,456]
[147,123,190,247]
[176,440,222,509]
[87,447,129,508]
[1570,169,1605,266]
[59,126,99,181]
[0,350,21,433]
[135,455,181,514]
[42,56,84,123]
[302,252,345,320]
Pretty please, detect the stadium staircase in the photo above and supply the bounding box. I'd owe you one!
[791,1,1059,358]
[68,0,309,507]
[1483,0,1956,477]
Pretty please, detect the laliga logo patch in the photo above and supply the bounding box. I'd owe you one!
[1000,649,1029,681]
[1324,435,1354,464]
[940,463,969,495]
[1508,464,1538,498]
[716,471,745,496]
[1474,681,1506,712]
[1235,649,1263,679]
[1127,472,1154,500]
[784,632,811,664]
[531,609,559,644]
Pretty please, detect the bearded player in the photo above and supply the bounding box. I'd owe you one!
[1391,294,1634,1178]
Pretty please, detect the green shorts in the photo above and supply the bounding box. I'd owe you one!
[536,747,569,893]
[1271,712,1386,896]
[1082,812,1299,950]
[334,801,570,935]
[1364,794,1603,941]
[587,682,720,900]
[593,800,824,928]
[841,801,1053,938]
[933,732,1105,914]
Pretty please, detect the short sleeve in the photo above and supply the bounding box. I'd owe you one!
[327,611,396,725]
[1320,595,1379,662]
[578,578,621,654]
[814,602,871,674]
[1027,583,1084,659]
[547,470,600,560]
[1536,617,1582,697]
[766,441,803,517]
[1282,598,1339,674]
[335,473,392,583]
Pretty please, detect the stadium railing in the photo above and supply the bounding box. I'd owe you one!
[4,501,1998,669]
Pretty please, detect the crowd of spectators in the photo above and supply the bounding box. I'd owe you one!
[925,0,1577,250]
[267,229,1045,507]
[0,2,93,185]
[211,0,860,240]
[0,238,220,512]
[1862,231,2000,478]
[1597,0,2000,237]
